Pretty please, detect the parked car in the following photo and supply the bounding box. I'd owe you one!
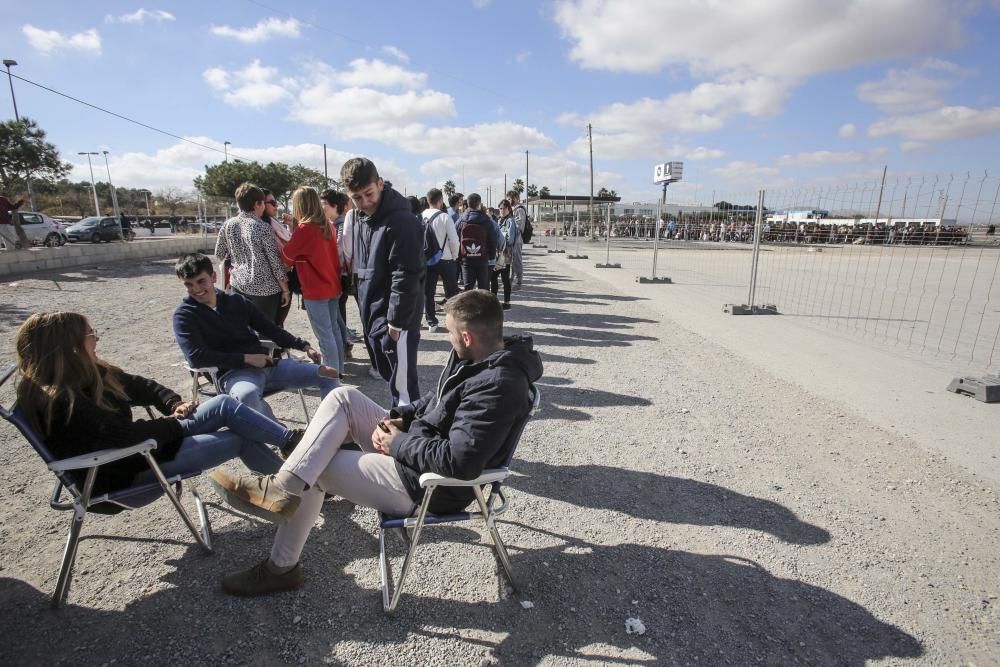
[66,216,123,243]
[4,211,68,247]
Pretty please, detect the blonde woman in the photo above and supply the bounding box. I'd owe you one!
[282,187,345,375]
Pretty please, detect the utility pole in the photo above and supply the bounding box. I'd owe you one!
[78,152,101,216]
[323,143,329,188]
[223,141,231,163]
[4,59,36,214]
[102,151,120,218]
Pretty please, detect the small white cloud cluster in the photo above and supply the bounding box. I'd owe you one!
[210,17,302,44]
[22,25,101,54]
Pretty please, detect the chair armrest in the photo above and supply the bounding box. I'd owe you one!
[184,363,220,375]
[419,468,510,488]
[47,439,157,472]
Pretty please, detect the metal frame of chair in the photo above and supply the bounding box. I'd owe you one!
[183,340,311,423]
[378,386,540,612]
[0,365,213,609]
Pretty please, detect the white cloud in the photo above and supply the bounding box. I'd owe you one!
[839,123,857,139]
[473,0,492,8]
[210,17,301,44]
[67,138,409,192]
[868,105,1000,141]
[330,59,426,89]
[292,87,455,136]
[901,141,928,153]
[777,150,870,168]
[857,58,970,114]
[106,9,175,24]
[22,25,101,54]
[685,146,726,161]
[553,0,966,79]
[711,161,781,185]
[513,50,531,64]
[381,45,409,63]
[202,60,291,108]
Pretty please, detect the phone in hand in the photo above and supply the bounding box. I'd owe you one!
[376,418,391,433]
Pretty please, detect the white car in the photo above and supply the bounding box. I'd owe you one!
[2,211,68,248]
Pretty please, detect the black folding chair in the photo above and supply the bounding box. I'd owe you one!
[0,365,213,608]
[378,385,540,612]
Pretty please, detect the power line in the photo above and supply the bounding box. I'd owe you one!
[2,70,251,162]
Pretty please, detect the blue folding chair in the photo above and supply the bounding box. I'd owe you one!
[0,365,213,609]
[378,386,540,612]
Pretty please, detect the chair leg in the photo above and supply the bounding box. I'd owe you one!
[193,488,213,551]
[298,389,310,423]
[51,505,86,609]
[473,485,519,593]
[379,525,391,612]
[142,453,213,553]
[385,490,434,613]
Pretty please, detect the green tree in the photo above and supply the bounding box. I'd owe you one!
[198,160,295,204]
[286,164,335,206]
[597,187,618,198]
[156,187,187,216]
[0,118,71,246]
[512,178,525,195]
[527,184,538,197]
[443,180,456,199]
[539,185,551,197]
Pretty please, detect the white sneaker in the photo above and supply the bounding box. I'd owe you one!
[426,323,439,333]
[367,367,381,380]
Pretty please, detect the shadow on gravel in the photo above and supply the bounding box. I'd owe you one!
[508,461,831,545]
[531,380,652,422]
[0,303,34,329]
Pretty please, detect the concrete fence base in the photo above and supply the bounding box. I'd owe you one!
[0,235,218,280]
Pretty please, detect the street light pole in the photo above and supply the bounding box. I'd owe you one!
[4,59,36,211]
[102,150,120,218]
[224,141,231,163]
[78,152,101,216]
[138,189,151,217]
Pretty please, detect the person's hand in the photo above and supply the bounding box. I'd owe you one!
[244,353,270,368]
[280,290,291,307]
[303,345,322,364]
[388,328,400,342]
[171,401,198,418]
[372,417,403,454]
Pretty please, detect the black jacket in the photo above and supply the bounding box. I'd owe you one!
[390,335,543,512]
[41,369,185,496]
[352,187,425,335]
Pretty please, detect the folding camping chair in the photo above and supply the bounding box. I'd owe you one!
[183,340,311,422]
[378,385,540,612]
[0,365,213,609]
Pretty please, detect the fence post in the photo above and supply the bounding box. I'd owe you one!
[568,210,588,259]
[597,203,620,268]
[725,189,778,314]
[547,208,565,254]
[638,202,671,283]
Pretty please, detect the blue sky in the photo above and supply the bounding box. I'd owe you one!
[2,0,1000,206]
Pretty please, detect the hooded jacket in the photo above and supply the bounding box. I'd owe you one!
[350,187,425,334]
[456,208,497,262]
[390,335,543,513]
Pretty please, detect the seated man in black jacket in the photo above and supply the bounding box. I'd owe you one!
[210,289,543,596]
[172,253,339,423]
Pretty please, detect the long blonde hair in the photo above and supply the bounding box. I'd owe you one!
[291,187,332,240]
[15,312,128,436]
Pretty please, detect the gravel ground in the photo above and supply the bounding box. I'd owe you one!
[0,253,997,665]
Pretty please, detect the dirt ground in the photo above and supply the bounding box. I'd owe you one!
[0,251,997,665]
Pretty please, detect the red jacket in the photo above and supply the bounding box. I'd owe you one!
[282,221,342,300]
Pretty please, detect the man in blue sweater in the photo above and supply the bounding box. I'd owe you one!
[172,254,338,422]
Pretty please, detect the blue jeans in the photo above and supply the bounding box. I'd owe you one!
[221,359,339,420]
[303,298,345,374]
[135,395,285,482]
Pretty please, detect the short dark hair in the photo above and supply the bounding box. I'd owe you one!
[427,188,443,206]
[467,193,482,209]
[506,190,519,201]
[448,194,463,208]
[499,199,512,211]
[175,253,214,279]
[407,195,421,215]
[340,157,380,192]
[320,189,349,214]
[444,289,503,345]
[235,182,265,212]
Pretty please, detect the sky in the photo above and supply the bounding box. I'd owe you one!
[2,0,1000,207]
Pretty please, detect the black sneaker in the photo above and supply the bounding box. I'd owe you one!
[222,558,303,597]
[502,303,511,310]
[279,428,306,460]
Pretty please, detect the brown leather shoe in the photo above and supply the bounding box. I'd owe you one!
[208,470,301,524]
[223,558,303,597]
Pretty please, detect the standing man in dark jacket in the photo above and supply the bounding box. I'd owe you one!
[209,289,543,596]
[339,158,425,406]
[456,193,496,291]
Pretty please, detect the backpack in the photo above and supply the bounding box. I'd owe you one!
[459,218,487,258]
[423,211,444,266]
[517,204,534,243]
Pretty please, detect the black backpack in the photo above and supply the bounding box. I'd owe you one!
[459,218,487,258]
[423,211,444,266]
[517,205,534,243]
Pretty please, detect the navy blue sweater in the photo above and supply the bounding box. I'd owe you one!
[173,289,310,372]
